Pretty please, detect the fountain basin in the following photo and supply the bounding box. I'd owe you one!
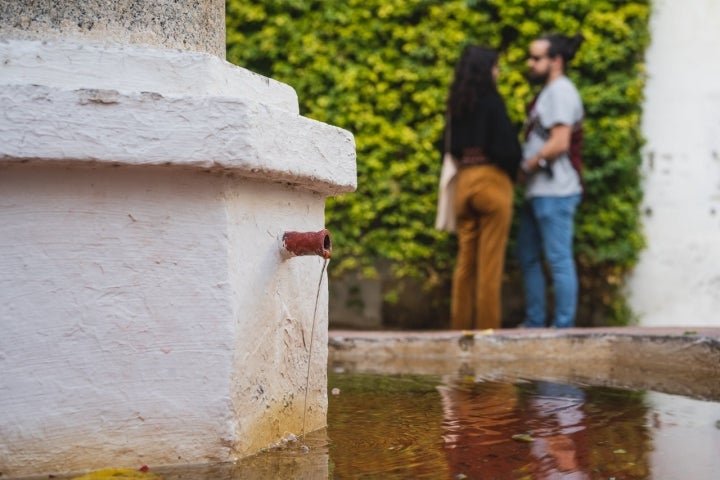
[10,327,718,479]
[0,35,355,478]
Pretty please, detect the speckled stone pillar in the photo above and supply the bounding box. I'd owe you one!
[0,0,226,57]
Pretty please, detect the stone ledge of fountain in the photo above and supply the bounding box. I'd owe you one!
[0,39,357,196]
[0,84,356,196]
[328,328,720,401]
[0,40,298,111]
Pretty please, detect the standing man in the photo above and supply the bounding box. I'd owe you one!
[517,33,585,328]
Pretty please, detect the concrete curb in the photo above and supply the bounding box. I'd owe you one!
[329,328,720,401]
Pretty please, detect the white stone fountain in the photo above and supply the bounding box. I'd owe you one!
[0,1,356,476]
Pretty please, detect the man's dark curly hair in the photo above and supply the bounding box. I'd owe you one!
[539,33,584,70]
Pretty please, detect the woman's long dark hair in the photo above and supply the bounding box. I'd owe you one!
[447,45,498,118]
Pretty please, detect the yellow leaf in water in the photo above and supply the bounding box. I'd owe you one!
[613,449,627,454]
[71,468,163,480]
[511,433,534,442]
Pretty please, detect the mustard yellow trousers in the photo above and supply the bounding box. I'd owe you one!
[451,165,513,330]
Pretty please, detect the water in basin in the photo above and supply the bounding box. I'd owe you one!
[322,371,720,479]
[26,368,720,479]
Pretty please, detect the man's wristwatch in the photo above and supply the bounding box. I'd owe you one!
[538,157,548,169]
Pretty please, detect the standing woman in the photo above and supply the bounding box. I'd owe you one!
[446,45,522,330]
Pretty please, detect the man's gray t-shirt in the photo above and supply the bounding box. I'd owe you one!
[523,75,583,198]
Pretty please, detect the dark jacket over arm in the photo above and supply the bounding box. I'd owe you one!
[447,92,522,180]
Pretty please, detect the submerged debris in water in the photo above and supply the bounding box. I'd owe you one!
[331,387,341,395]
[265,431,313,455]
[268,432,313,453]
[511,433,534,443]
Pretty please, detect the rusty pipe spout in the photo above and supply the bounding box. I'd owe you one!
[281,229,332,260]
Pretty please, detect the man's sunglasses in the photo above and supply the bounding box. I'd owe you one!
[528,54,549,62]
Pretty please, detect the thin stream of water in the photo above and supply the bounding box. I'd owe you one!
[300,258,329,442]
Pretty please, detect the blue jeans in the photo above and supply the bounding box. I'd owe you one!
[516,194,581,328]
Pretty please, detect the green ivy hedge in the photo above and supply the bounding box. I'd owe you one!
[226,0,650,326]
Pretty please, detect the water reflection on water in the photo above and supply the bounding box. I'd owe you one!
[436,379,644,479]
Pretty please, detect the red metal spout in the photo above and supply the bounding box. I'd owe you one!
[282,229,332,260]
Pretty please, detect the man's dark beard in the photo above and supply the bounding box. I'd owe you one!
[527,71,548,85]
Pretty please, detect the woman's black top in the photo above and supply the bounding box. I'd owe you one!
[447,92,522,180]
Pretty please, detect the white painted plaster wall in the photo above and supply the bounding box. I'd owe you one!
[225,180,331,456]
[627,0,720,326]
[0,165,236,469]
[0,164,331,474]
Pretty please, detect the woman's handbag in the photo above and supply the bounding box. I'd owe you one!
[435,152,458,232]
[435,119,458,232]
